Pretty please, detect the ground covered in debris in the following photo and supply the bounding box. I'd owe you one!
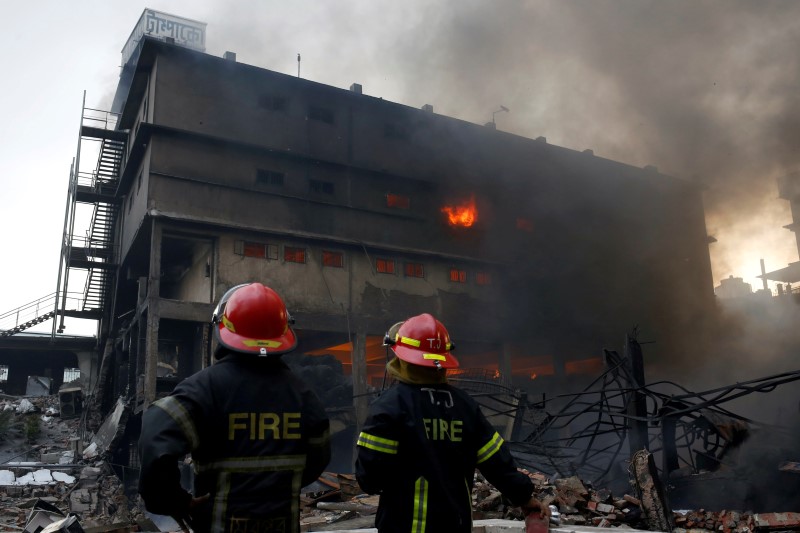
[297,470,800,532]
[0,392,797,533]
[0,393,147,532]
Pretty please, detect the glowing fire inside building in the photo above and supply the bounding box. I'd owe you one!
[441,194,478,227]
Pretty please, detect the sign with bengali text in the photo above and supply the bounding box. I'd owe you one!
[122,9,207,67]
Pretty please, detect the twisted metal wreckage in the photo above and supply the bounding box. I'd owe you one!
[447,333,800,511]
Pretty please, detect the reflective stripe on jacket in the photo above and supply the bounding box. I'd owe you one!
[355,382,532,533]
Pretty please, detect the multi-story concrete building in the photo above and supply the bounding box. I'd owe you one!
[53,11,715,464]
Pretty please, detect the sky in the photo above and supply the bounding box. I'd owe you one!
[1,0,799,336]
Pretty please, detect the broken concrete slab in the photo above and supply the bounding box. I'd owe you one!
[84,398,128,460]
[39,514,84,533]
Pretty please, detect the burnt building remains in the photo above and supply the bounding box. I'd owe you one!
[47,11,715,469]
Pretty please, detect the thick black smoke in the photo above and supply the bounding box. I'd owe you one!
[201,0,800,398]
[206,0,800,279]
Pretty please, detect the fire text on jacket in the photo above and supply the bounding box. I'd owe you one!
[422,418,463,442]
[228,412,301,440]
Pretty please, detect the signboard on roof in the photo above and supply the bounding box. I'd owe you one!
[122,9,207,67]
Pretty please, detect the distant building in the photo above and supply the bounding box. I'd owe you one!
[715,275,753,299]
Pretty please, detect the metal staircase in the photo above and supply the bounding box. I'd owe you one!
[81,139,125,311]
[53,95,127,336]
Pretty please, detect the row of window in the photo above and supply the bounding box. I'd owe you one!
[0,367,81,383]
[256,167,412,208]
[258,96,335,125]
[257,95,414,139]
[235,241,492,285]
[253,169,537,234]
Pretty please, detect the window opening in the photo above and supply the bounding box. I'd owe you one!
[476,271,492,285]
[256,169,285,186]
[285,246,306,264]
[386,193,410,209]
[376,258,395,274]
[323,250,344,268]
[309,105,334,124]
[243,242,266,258]
[236,241,278,260]
[309,179,335,195]
[63,368,81,383]
[449,268,467,283]
[404,262,425,278]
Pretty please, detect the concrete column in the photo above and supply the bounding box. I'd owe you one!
[143,307,160,408]
[143,223,162,409]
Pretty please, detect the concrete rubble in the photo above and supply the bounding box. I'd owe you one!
[0,391,147,533]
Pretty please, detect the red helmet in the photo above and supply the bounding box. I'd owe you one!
[212,283,297,356]
[388,313,459,369]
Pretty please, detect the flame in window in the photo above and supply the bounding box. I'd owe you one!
[441,194,478,227]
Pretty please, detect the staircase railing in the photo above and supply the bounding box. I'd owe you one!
[1,292,84,337]
[82,106,119,131]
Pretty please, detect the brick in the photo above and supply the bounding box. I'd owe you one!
[753,512,800,529]
[596,503,615,514]
[623,494,641,507]
[613,499,628,509]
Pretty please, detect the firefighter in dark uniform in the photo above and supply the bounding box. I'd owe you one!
[139,283,331,533]
[356,313,547,533]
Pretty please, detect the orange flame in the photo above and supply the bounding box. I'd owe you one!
[441,194,478,227]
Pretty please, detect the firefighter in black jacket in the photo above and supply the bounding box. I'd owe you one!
[138,282,330,533]
[356,313,547,533]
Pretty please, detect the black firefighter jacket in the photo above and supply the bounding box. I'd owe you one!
[138,355,330,533]
[355,381,533,533]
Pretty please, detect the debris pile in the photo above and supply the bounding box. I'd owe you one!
[474,470,648,528]
[297,469,800,532]
[0,392,144,532]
